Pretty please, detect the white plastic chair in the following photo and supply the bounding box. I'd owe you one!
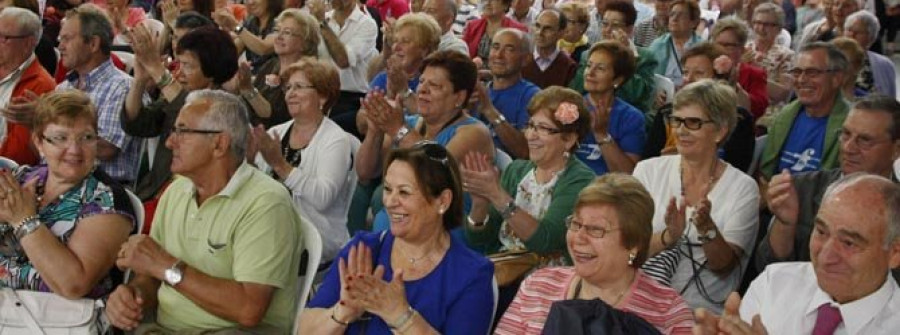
[747,135,768,175]
[123,189,145,284]
[0,156,19,170]
[292,213,322,333]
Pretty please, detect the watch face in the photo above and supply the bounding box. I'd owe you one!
[165,268,183,285]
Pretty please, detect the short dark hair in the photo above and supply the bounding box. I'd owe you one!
[587,40,636,84]
[853,95,900,140]
[670,0,701,21]
[539,8,568,31]
[604,1,638,26]
[174,11,216,30]
[384,143,464,231]
[191,0,216,18]
[421,50,477,107]
[176,27,238,85]
[66,4,114,56]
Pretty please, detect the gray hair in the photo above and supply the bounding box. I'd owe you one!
[494,28,532,54]
[275,9,320,57]
[0,7,42,39]
[65,4,114,56]
[673,79,738,147]
[186,90,250,161]
[844,11,881,48]
[822,173,900,248]
[711,16,750,45]
[753,2,785,27]
[798,41,849,72]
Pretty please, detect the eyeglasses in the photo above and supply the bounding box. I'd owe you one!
[788,67,836,78]
[665,115,715,130]
[41,133,99,148]
[411,140,449,166]
[565,216,618,239]
[0,33,30,43]
[169,126,222,141]
[751,20,781,28]
[524,121,562,136]
[838,128,893,150]
[282,82,316,93]
[272,27,303,37]
[600,19,627,30]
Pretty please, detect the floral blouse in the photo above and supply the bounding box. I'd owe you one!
[499,168,566,266]
[745,41,795,84]
[0,165,135,298]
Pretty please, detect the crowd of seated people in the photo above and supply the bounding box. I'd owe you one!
[0,0,898,333]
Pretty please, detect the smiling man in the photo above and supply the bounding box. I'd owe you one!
[757,95,900,275]
[523,9,577,89]
[758,42,850,180]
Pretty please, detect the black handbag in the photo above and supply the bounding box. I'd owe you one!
[540,298,662,335]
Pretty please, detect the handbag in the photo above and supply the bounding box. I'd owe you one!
[488,250,541,287]
[540,298,662,335]
[0,288,102,335]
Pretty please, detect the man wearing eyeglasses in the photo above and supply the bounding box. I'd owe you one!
[0,8,55,166]
[107,90,303,333]
[523,9,578,89]
[756,95,900,281]
[758,42,850,181]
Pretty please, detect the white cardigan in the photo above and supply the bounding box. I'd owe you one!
[255,118,360,262]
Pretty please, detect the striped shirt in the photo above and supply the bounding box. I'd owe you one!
[633,16,667,47]
[58,60,138,182]
[496,267,694,335]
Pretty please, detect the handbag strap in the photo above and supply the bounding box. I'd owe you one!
[7,288,48,335]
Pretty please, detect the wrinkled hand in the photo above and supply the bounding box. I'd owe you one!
[587,96,611,135]
[213,8,239,32]
[129,23,162,72]
[308,0,328,22]
[382,17,396,48]
[346,265,409,322]
[160,0,179,28]
[472,81,498,119]
[654,90,667,110]
[767,169,799,226]
[693,292,767,335]
[361,90,405,135]
[236,61,253,92]
[105,285,145,331]
[692,198,717,234]
[460,151,504,202]
[336,243,376,322]
[3,90,38,125]
[385,55,408,97]
[0,170,37,225]
[115,235,175,278]
[664,197,686,243]
[250,124,285,167]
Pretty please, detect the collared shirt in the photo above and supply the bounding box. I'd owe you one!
[151,162,302,333]
[533,48,560,72]
[506,7,538,28]
[319,6,378,93]
[57,60,137,181]
[742,262,900,335]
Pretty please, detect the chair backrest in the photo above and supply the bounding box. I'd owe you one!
[293,212,323,333]
[653,74,675,104]
[747,134,768,175]
[122,189,145,284]
[0,157,19,170]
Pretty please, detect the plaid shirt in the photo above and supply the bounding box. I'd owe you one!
[57,60,138,182]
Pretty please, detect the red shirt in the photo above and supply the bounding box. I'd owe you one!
[365,0,409,20]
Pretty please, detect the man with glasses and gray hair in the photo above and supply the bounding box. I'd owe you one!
[757,95,900,280]
[0,7,55,165]
[107,90,303,334]
[758,42,850,182]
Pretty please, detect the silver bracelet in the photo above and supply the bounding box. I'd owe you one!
[14,215,41,240]
[388,306,416,330]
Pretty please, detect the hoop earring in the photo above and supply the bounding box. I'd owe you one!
[627,253,636,266]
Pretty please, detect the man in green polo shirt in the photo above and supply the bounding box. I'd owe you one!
[107,90,303,334]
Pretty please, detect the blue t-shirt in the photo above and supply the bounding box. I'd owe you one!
[370,71,421,93]
[308,231,495,335]
[777,108,827,173]
[488,79,540,129]
[575,97,646,175]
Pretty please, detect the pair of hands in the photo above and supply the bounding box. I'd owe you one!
[106,235,177,331]
[663,183,715,242]
[335,243,410,323]
[361,90,405,136]
[586,96,612,136]
[694,292,768,335]
[763,169,799,226]
[0,169,38,227]
[460,151,504,209]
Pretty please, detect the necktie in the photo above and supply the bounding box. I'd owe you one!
[812,303,843,335]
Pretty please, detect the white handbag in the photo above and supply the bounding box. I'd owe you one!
[0,288,102,335]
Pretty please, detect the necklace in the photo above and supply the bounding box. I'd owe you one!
[419,111,464,138]
[573,274,634,307]
[679,159,721,198]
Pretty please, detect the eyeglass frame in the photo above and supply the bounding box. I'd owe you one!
[523,121,563,136]
[272,27,303,37]
[787,67,838,78]
[40,133,100,148]
[169,126,223,141]
[411,140,450,166]
[665,115,716,131]
[838,128,894,151]
[565,215,619,239]
[282,82,316,93]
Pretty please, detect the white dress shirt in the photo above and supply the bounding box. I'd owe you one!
[439,31,470,56]
[319,6,378,93]
[742,262,900,335]
[533,49,560,72]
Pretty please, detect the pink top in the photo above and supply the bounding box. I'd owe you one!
[496,267,695,335]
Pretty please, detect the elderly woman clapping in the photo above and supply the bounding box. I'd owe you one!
[843,10,896,97]
[0,90,135,299]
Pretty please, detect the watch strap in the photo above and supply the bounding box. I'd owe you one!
[499,200,517,220]
[392,126,410,147]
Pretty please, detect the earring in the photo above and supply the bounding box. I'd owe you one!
[627,253,636,266]
[438,207,446,215]
[563,151,570,159]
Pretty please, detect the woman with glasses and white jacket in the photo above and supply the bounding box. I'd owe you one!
[633,79,759,314]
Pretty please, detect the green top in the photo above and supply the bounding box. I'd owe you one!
[568,46,659,115]
[464,158,596,257]
[151,163,303,334]
[758,95,849,179]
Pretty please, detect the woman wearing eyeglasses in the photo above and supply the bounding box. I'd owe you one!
[643,42,755,172]
[251,57,360,265]
[301,143,495,334]
[746,3,795,114]
[647,0,702,87]
[576,40,645,176]
[212,0,283,73]
[0,90,135,300]
[244,9,320,128]
[633,79,759,314]
[122,27,237,228]
[495,174,694,334]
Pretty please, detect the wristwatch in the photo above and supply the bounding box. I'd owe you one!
[392,126,410,147]
[233,25,244,35]
[499,200,517,220]
[597,133,614,146]
[164,260,186,286]
[698,228,718,244]
[492,113,507,127]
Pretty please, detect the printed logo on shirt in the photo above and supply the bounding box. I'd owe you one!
[577,144,603,160]
[781,148,821,172]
